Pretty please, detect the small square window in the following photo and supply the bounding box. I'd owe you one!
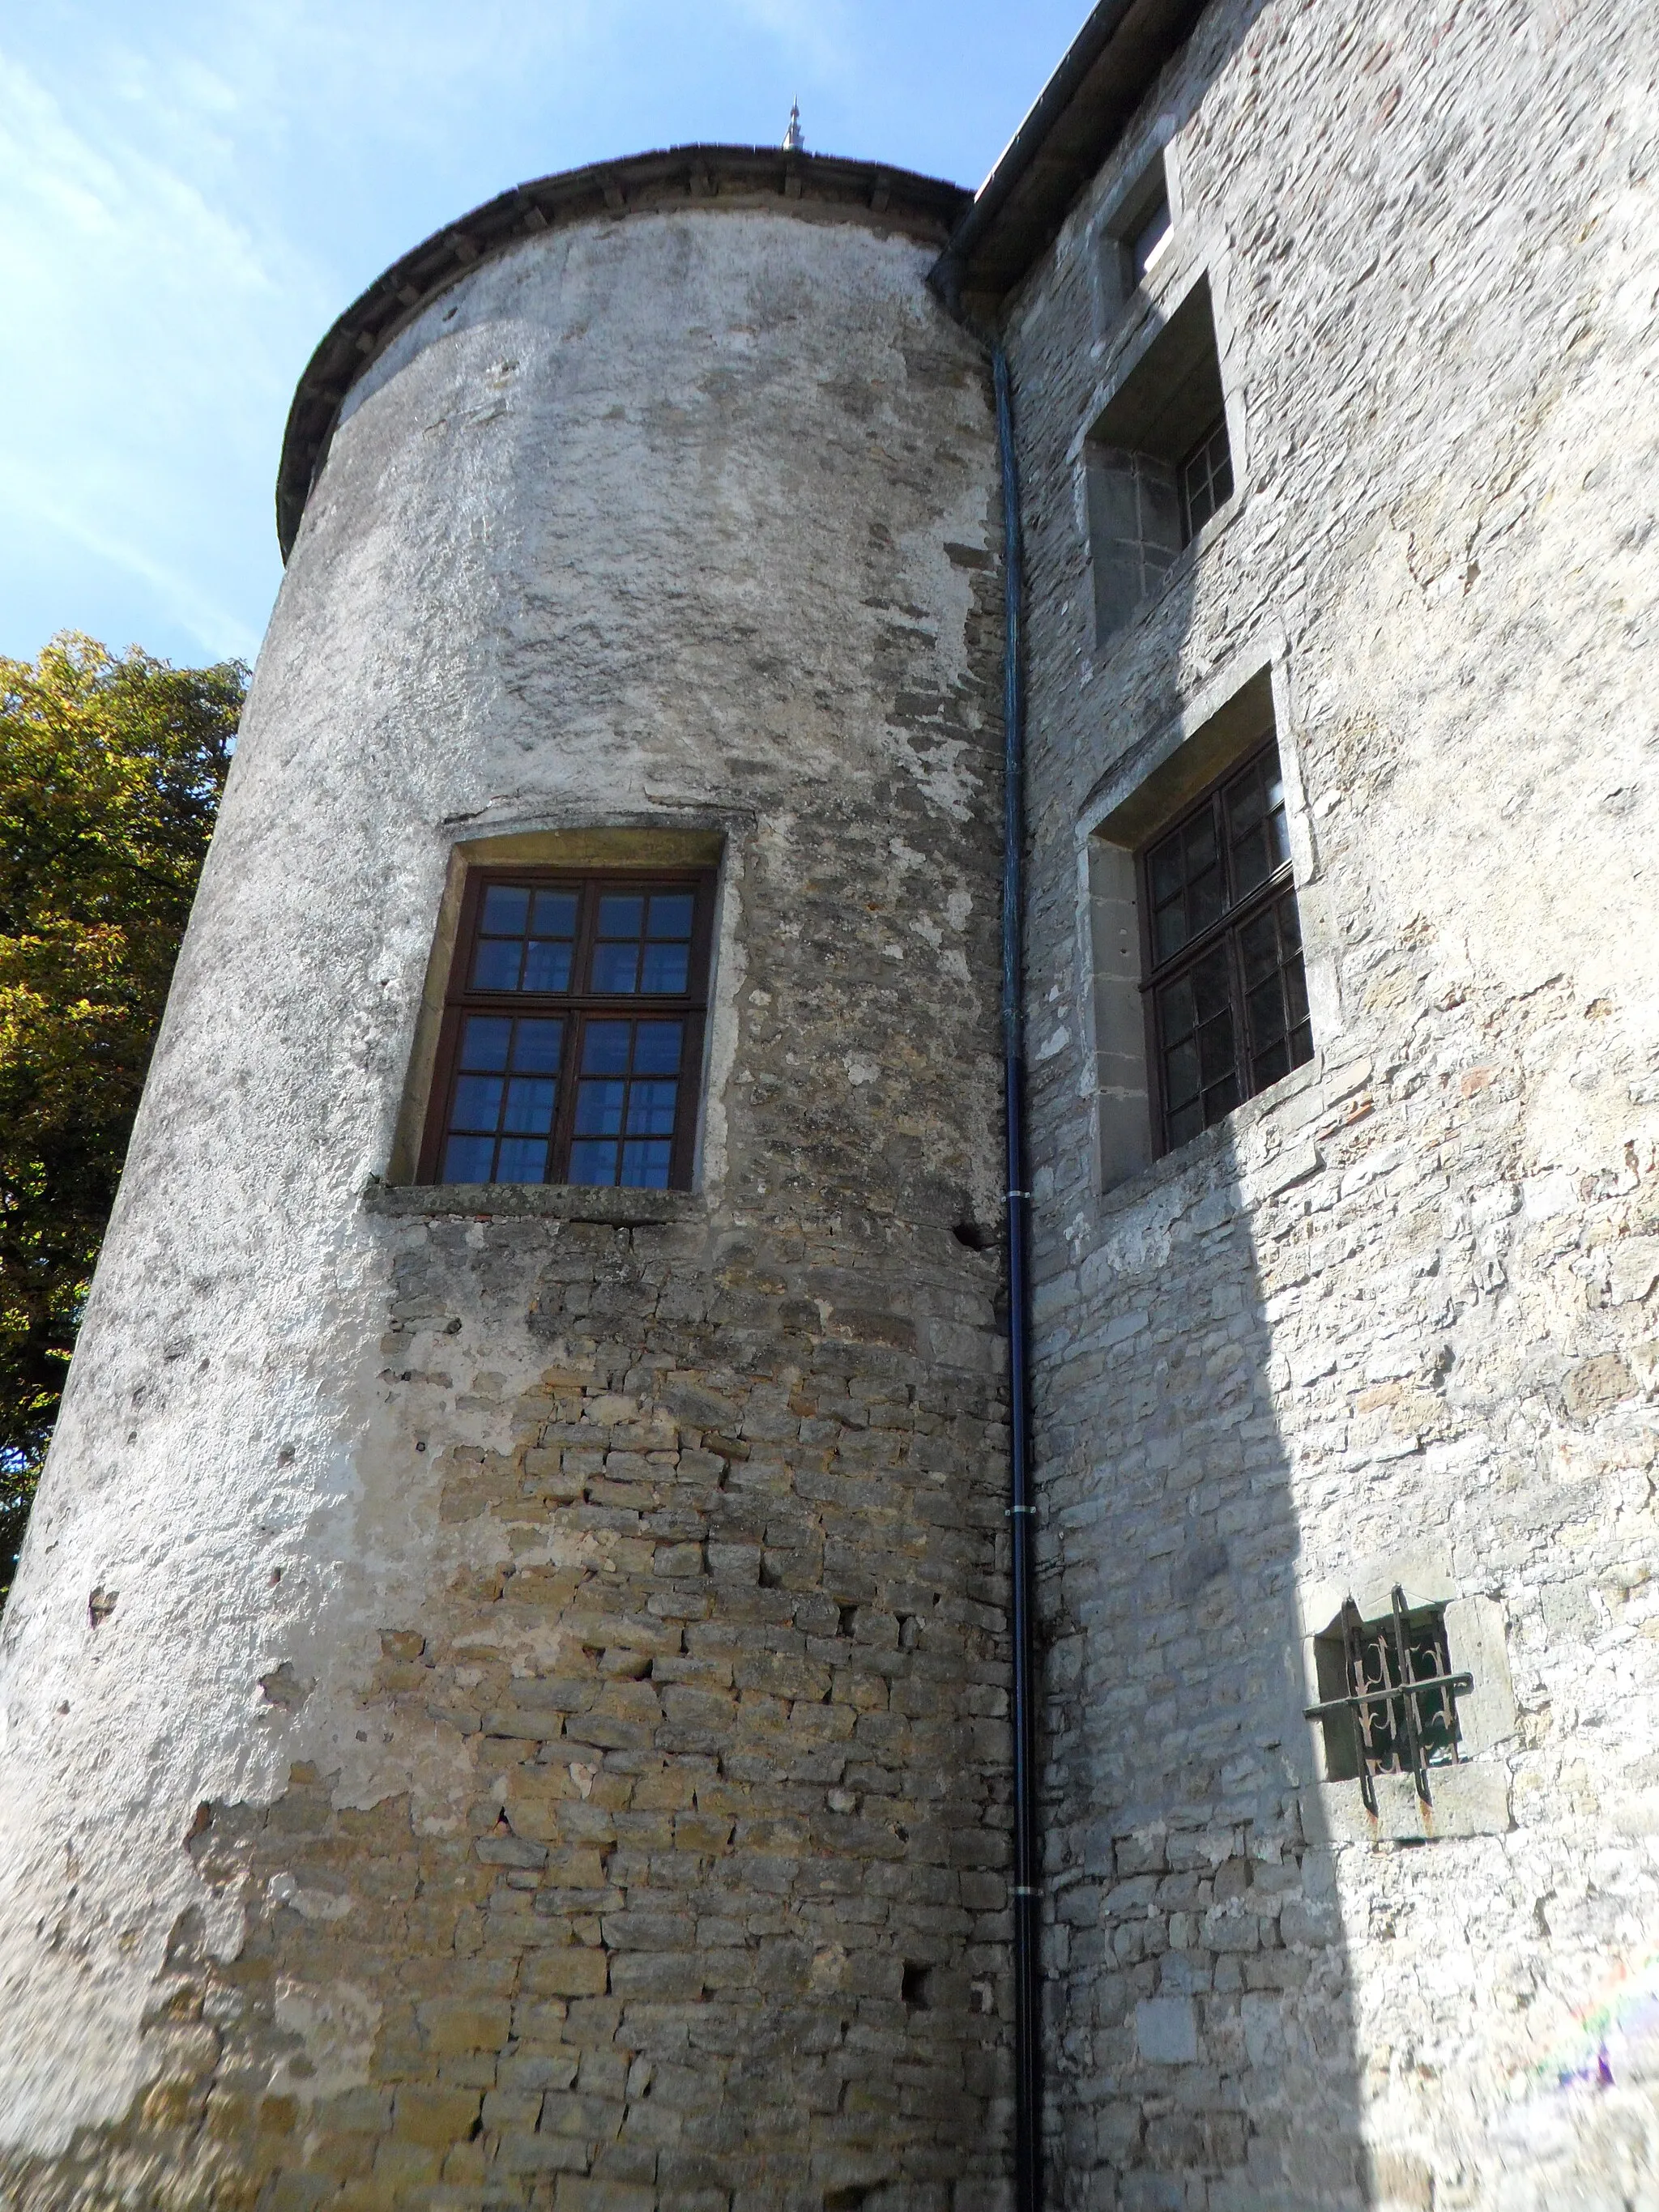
[420,870,714,1190]
[1099,146,1176,318]
[1307,1588,1474,1811]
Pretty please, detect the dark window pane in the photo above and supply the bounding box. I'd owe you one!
[621,1140,672,1189]
[1159,974,1196,1047]
[633,1022,684,1076]
[1201,1070,1241,1127]
[640,943,690,993]
[1238,907,1282,988]
[443,1134,496,1183]
[1148,837,1184,905]
[530,890,578,936]
[510,1020,563,1074]
[481,885,531,933]
[576,1080,628,1136]
[1166,1098,1204,1149]
[472,939,522,991]
[591,943,641,993]
[451,1075,504,1131]
[568,1140,619,1186]
[522,940,573,992]
[1154,897,1188,963]
[504,1078,557,1135]
[596,893,645,937]
[1163,1036,1201,1114]
[1196,1008,1236,1088]
[1285,954,1311,1029]
[646,893,695,940]
[582,1022,632,1076]
[1191,945,1232,1021]
[626,1080,679,1136]
[459,1016,512,1071]
[1231,823,1271,897]
[1255,1038,1290,1087]
[496,1137,549,1183]
[1247,974,1289,1048]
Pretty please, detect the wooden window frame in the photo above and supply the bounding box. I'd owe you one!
[1137,737,1311,1157]
[417,866,716,1190]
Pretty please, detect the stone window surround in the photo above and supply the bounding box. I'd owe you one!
[1299,1541,1517,1843]
[1068,258,1248,661]
[1085,113,1188,351]
[1073,646,1345,1196]
[382,810,747,1195]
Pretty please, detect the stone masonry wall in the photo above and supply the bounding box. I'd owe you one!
[1005,0,1659,2205]
[3,1206,1013,2212]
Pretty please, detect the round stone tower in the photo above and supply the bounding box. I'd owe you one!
[0,149,1011,2211]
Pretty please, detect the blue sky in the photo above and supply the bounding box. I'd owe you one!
[1,1,1088,672]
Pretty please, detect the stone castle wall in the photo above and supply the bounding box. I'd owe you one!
[0,206,1015,2211]
[1007,0,1659,2206]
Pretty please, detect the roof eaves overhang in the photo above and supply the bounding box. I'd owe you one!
[276,144,969,560]
[932,0,1207,327]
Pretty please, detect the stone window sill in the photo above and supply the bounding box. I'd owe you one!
[1305,1761,1512,1844]
[362,1178,704,1226]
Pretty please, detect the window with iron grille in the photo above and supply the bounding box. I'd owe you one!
[1306,1588,1474,1813]
[419,871,714,1190]
[1178,413,1233,543]
[1139,739,1313,1153]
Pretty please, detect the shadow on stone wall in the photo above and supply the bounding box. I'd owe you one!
[1034,1102,1368,2212]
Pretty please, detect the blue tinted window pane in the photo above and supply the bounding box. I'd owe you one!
[582,1022,632,1075]
[620,1140,672,1188]
[568,1140,619,1186]
[646,893,695,940]
[530,890,578,936]
[504,1078,557,1134]
[460,1016,512,1071]
[451,1074,504,1131]
[496,1137,550,1183]
[626,1080,679,1136]
[481,885,531,933]
[522,940,573,993]
[472,939,522,991]
[597,894,644,937]
[510,1019,563,1073]
[633,1022,683,1076]
[639,944,689,993]
[591,943,640,993]
[443,1134,496,1183]
[576,1080,628,1136]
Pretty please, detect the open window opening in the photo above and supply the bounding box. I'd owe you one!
[1306,1588,1474,1813]
[416,868,715,1191]
[1098,146,1174,319]
[1085,275,1234,644]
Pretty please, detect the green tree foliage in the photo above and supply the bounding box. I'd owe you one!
[0,635,241,1605]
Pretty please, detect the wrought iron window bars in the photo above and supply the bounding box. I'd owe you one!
[1304,1585,1473,1813]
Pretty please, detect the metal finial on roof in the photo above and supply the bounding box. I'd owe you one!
[783,100,804,153]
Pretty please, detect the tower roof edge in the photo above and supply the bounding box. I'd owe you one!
[276,144,969,561]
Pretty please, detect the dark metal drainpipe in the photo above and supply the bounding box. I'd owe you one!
[994,343,1043,2212]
